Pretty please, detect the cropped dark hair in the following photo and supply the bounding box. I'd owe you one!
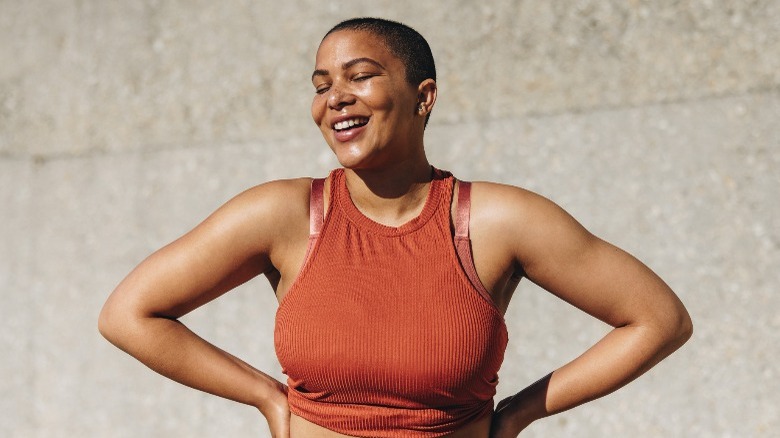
[325,18,436,87]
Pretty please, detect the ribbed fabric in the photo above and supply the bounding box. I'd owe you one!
[274,168,508,437]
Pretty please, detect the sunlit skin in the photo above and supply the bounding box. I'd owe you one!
[311,30,439,228]
[98,27,692,438]
[311,29,430,172]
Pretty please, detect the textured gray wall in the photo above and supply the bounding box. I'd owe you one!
[1,1,778,436]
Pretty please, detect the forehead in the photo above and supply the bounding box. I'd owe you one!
[315,30,398,68]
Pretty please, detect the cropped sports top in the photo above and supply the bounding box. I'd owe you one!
[274,168,508,437]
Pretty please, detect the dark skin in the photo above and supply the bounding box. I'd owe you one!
[99,29,692,437]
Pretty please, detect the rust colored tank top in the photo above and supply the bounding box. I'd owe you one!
[274,168,508,437]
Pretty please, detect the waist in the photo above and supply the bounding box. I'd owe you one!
[290,412,492,438]
[287,387,495,437]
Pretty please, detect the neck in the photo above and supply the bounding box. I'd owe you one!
[342,156,434,227]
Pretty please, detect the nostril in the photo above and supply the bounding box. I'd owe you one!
[327,89,356,110]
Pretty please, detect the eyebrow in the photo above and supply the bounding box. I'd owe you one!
[311,57,386,81]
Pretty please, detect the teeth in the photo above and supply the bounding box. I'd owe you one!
[334,117,367,131]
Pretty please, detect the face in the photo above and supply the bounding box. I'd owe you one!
[311,30,427,170]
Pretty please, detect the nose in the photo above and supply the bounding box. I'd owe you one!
[327,84,356,110]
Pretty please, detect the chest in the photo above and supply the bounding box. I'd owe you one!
[274,223,507,400]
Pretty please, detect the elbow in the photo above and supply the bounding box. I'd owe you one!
[662,303,693,352]
[97,300,119,344]
[637,297,693,356]
[98,296,135,348]
[676,309,694,346]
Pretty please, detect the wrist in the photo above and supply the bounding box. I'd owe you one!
[502,394,540,432]
[254,376,288,416]
[504,373,554,429]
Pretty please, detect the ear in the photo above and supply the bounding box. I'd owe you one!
[416,79,437,115]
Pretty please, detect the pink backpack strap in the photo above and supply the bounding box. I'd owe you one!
[454,180,495,306]
[309,177,326,236]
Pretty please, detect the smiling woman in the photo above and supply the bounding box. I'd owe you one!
[310,25,436,173]
[98,17,692,438]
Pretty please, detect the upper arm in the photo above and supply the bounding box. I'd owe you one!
[100,178,310,323]
[476,183,690,333]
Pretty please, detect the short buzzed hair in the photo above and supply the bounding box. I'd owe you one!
[324,18,437,87]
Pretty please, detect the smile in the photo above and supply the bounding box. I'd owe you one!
[333,117,369,131]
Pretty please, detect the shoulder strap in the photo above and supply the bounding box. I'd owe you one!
[310,178,326,236]
[455,180,472,238]
[453,179,496,306]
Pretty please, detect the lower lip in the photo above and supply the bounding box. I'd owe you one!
[333,123,367,143]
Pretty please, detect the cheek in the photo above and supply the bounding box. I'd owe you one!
[311,95,326,126]
[354,81,392,109]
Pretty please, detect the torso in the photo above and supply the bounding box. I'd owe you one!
[267,171,522,437]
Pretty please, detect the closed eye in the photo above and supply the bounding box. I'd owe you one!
[353,73,375,81]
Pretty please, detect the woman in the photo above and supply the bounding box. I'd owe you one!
[99,18,692,438]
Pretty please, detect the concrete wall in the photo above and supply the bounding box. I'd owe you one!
[1,1,778,436]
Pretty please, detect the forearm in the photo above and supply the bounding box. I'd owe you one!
[546,323,684,413]
[499,321,691,431]
[99,313,285,413]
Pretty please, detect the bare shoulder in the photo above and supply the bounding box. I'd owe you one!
[468,181,595,269]
[192,177,313,252]
[228,177,311,214]
[469,181,577,230]
[232,178,311,216]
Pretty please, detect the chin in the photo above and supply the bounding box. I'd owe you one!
[335,156,368,170]
[331,144,373,169]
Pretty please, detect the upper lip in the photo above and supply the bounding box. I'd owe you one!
[330,113,370,129]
